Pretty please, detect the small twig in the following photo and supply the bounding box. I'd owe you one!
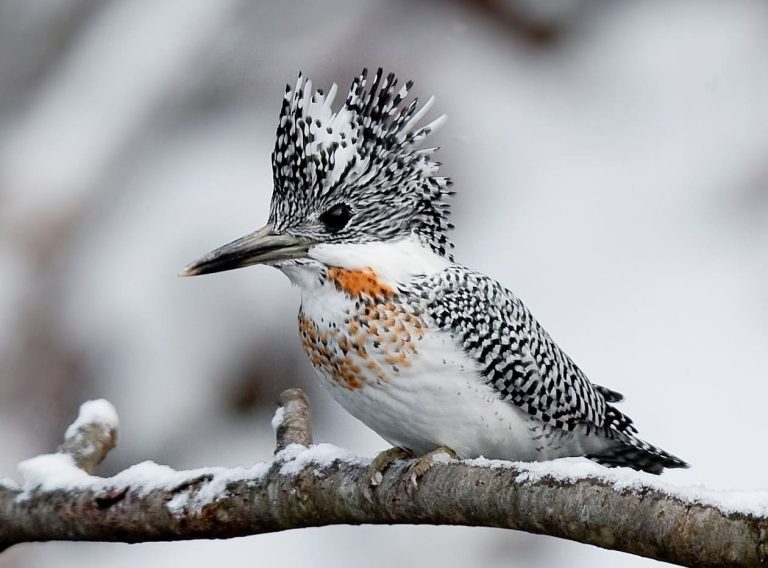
[57,399,118,474]
[274,388,313,452]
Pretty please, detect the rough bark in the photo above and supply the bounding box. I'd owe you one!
[273,388,313,452]
[0,390,765,567]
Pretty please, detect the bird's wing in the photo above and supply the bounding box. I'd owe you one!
[408,265,635,434]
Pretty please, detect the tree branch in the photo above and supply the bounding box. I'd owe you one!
[1,391,766,567]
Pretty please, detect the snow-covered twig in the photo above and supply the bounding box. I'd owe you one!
[57,399,118,474]
[0,390,766,567]
[273,388,313,452]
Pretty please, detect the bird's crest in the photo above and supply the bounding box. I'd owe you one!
[269,68,454,257]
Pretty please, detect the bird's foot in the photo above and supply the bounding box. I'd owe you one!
[369,446,412,486]
[405,446,456,492]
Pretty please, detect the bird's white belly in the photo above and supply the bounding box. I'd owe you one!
[329,330,543,460]
[298,286,543,460]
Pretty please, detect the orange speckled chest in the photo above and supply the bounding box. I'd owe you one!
[298,267,427,391]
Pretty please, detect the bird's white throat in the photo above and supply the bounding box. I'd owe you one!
[279,235,451,290]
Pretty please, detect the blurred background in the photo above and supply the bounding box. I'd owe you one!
[1,0,767,566]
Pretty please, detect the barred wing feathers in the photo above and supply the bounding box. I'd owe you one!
[407,266,688,474]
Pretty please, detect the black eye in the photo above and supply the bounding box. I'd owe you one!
[318,203,352,233]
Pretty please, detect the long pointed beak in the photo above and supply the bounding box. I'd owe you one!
[180,224,312,277]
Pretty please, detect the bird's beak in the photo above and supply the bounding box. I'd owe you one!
[180,224,312,277]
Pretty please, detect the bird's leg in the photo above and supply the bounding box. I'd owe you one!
[405,446,456,490]
[369,446,412,486]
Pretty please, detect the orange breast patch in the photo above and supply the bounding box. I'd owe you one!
[298,275,428,392]
[327,267,394,299]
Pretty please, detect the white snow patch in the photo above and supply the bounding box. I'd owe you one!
[15,452,272,512]
[430,451,454,465]
[277,443,364,476]
[64,399,119,438]
[166,491,189,513]
[463,457,768,517]
[0,478,19,490]
[270,406,285,432]
[462,456,513,470]
[162,462,271,514]
[184,462,271,509]
[184,462,271,512]
[18,453,93,494]
[109,461,221,494]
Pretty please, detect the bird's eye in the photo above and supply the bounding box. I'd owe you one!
[318,203,352,233]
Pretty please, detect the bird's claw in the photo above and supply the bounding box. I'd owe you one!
[369,446,411,486]
[404,446,456,493]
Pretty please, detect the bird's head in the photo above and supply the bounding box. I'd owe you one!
[181,68,453,280]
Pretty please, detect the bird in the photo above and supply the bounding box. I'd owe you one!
[182,68,688,477]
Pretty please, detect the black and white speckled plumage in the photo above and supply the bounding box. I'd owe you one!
[404,267,687,474]
[258,69,688,475]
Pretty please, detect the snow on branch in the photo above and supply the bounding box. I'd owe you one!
[0,390,766,567]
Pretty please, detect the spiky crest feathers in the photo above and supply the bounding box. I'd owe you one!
[269,68,455,258]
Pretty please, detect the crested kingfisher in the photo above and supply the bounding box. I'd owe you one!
[182,68,687,476]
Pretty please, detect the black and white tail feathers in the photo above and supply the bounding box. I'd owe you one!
[588,434,689,475]
[588,390,688,474]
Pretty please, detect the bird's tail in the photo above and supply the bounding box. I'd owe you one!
[587,434,689,475]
